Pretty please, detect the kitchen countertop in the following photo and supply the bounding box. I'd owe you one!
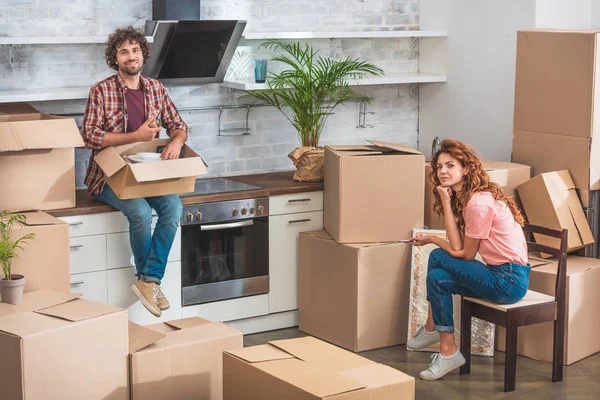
[47,171,324,217]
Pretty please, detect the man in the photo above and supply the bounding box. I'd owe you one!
[81,26,187,317]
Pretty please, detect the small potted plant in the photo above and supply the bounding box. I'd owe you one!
[245,40,383,182]
[0,210,35,305]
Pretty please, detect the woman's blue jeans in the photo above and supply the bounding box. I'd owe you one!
[426,248,531,333]
[93,185,182,285]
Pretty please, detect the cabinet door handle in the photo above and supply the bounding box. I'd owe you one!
[70,280,84,286]
[69,221,84,226]
[288,219,312,224]
[70,244,83,250]
[288,198,311,203]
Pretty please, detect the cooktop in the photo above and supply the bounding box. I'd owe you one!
[182,178,262,196]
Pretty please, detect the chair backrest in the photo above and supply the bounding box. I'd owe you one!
[522,224,568,307]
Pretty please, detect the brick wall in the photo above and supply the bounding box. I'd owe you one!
[0,0,420,189]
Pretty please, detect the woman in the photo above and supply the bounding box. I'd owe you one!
[407,140,529,381]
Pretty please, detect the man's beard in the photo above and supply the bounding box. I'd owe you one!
[119,62,143,76]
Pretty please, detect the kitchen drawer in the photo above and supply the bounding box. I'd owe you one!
[59,214,107,237]
[69,235,107,274]
[105,211,163,234]
[70,270,108,304]
[269,191,323,215]
[106,228,181,269]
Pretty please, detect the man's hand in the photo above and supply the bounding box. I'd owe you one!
[161,138,184,160]
[135,115,162,142]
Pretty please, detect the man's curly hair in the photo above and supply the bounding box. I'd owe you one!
[105,26,151,72]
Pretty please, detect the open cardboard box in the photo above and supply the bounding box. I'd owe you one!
[128,317,242,400]
[223,336,415,400]
[0,104,84,212]
[0,291,128,399]
[95,138,208,200]
[324,140,424,243]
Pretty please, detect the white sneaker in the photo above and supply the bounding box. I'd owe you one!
[419,351,466,380]
[407,325,440,350]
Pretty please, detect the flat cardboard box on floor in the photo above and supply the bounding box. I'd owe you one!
[0,290,129,400]
[496,256,600,365]
[513,30,600,139]
[425,160,531,229]
[129,317,242,400]
[298,230,411,352]
[517,170,594,253]
[95,138,208,200]
[0,211,70,298]
[0,104,84,212]
[512,129,600,191]
[223,336,415,400]
[324,140,424,243]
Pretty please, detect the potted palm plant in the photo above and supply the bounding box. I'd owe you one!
[0,210,35,305]
[245,40,384,181]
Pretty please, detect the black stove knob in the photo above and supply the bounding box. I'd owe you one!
[186,212,194,222]
[232,208,238,217]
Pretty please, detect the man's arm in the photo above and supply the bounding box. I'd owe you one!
[159,87,188,159]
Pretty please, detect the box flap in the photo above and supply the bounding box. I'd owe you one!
[566,190,596,245]
[301,230,335,241]
[0,309,73,338]
[341,363,414,388]
[128,321,166,353]
[95,147,127,177]
[14,211,65,227]
[269,336,352,362]
[535,255,600,276]
[0,290,80,317]
[367,140,423,155]
[225,344,295,363]
[163,316,213,330]
[325,145,384,157]
[0,118,83,151]
[34,298,123,322]
[529,254,552,267]
[129,157,208,183]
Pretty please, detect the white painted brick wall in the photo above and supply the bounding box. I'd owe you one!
[1,0,420,189]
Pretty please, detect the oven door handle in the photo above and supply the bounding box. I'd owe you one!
[200,220,254,231]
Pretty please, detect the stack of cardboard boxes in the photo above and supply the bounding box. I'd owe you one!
[297,141,424,353]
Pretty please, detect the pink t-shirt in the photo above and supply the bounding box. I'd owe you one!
[463,192,528,266]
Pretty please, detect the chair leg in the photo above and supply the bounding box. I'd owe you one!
[552,318,565,382]
[459,298,472,375]
[504,311,518,392]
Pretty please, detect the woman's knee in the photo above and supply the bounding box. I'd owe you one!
[426,268,452,293]
[428,248,449,270]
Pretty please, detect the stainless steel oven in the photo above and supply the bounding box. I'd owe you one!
[180,196,269,306]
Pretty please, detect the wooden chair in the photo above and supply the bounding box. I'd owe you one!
[459,224,568,392]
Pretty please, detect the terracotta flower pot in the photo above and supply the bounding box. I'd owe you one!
[0,274,26,305]
[288,146,324,182]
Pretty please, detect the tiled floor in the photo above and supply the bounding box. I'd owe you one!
[245,328,600,400]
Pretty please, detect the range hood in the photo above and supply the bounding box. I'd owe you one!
[143,1,246,85]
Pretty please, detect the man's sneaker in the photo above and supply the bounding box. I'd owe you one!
[156,287,170,311]
[419,351,466,380]
[131,280,161,317]
[407,325,441,350]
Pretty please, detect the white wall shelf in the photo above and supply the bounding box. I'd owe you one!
[0,87,91,103]
[221,72,447,91]
[242,30,447,40]
[0,36,153,45]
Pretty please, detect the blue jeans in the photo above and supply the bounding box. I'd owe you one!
[426,248,531,333]
[93,185,182,285]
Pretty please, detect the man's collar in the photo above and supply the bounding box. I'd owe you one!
[115,72,147,91]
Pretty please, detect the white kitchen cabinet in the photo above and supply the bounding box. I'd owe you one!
[60,214,108,237]
[268,191,324,314]
[69,235,107,274]
[69,270,108,304]
[106,228,181,269]
[107,261,182,326]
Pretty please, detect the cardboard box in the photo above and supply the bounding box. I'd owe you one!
[223,336,415,400]
[324,141,425,243]
[496,256,600,365]
[517,170,594,253]
[128,317,243,400]
[298,230,411,352]
[514,30,600,139]
[95,138,208,200]
[2,211,70,297]
[0,106,84,212]
[425,160,531,229]
[0,290,129,400]
[512,129,600,191]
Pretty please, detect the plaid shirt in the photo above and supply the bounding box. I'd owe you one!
[82,74,188,195]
